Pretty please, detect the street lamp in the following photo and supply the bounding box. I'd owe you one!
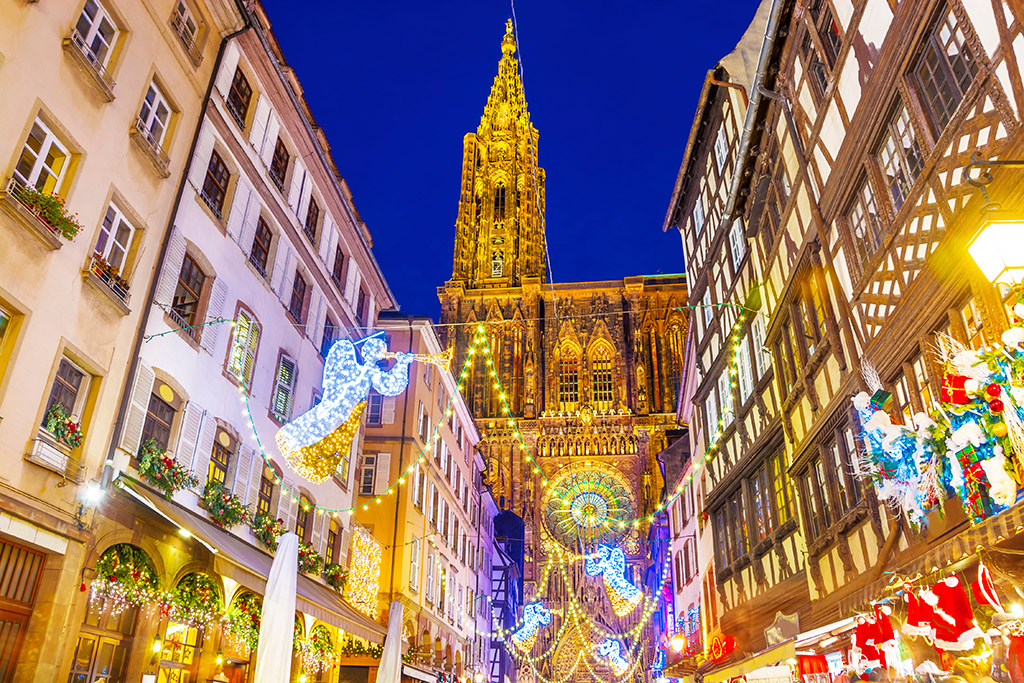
[669,635,685,653]
[968,219,1024,286]
[474,672,485,683]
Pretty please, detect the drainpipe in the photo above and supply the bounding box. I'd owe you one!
[709,77,748,108]
[388,317,415,604]
[100,2,252,488]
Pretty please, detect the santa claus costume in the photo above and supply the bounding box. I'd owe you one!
[927,575,984,651]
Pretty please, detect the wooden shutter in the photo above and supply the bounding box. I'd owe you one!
[213,42,240,97]
[261,114,281,166]
[225,177,252,241]
[269,243,291,295]
[241,316,260,387]
[374,452,390,495]
[276,248,297,305]
[382,397,396,425]
[281,478,298,531]
[187,121,216,191]
[272,356,296,421]
[238,195,262,251]
[305,290,322,342]
[175,401,204,470]
[310,512,324,555]
[119,362,155,457]
[248,95,271,154]
[199,278,229,355]
[344,261,360,306]
[245,450,262,509]
[318,217,333,261]
[192,416,217,486]
[232,444,252,497]
[287,159,306,213]
[155,228,187,307]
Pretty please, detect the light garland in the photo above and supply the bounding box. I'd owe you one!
[346,527,382,619]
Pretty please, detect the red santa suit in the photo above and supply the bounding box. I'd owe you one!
[929,576,984,651]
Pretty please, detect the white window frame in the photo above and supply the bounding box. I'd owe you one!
[425,548,435,604]
[171,0,199,52]
[73,0,119,67]
[228,309,260,389]
[752,313,770,377]
[702,289,713,326]
[692,196,706,235]
[714,126,729,172]
[704,391,719,438]
[409,537,420,591]
[412,466,423,509]
[728,220,746,272]
[94,203,136,274]
[15,119,71,193]
[270,355,296,421]
[718,371,734,427]
[737,333,754,404]
[138,80,172,148]
[359,453,377,496]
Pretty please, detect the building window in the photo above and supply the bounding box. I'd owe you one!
[140,392,174,454]
[256,467,275,516]
[717,371,733,427]
[170,1,198,54]
[959,295,988,350]
[304,198,320,243]
[559,349,580,411]
[801,274,828,358]
[751,465,772,541]
[288,272,307,323]
[269,137,289,191]
[493,183,506,222]
[702,289,714,326]
[15,119,70,193]
[416,401,429,442]
[201,149,230,218]
[320,317,337,358]
[875,104,923,211]
[703,390,718,438]
[359,453,377,496]
[337,444,351,488]
[804,456,834,539]
[249,217,272,277]
[759,134,790,240]
[170,253,206,334]
[425,549,435,603]
[914,6,978,132]
[845,177,883,268]
[44,358,88,429]
[410,537,420,591]
[737,333,754,403]
[228,309,260,389]
[811,0,842,63]
[412,466,424,509]
[156,618,201,681]
[356,288,368,325]
[769,449,794,524]
[326,519,340,564]
[713,126,728,173]
[94,204,136,277]
[295,495,312,540]
[728,220,745,272]
[331,247,345,288]
[207,436,231,487]
[367,392,383,426]
[270,355,296,422]
[591,347,614,411]
[138,81,172,149]
[911,352,935,410]
[225,67,252,129]
[692,197,705,235]
[72,0,118,68]
[70,584,137,682]
[802,34,830,98]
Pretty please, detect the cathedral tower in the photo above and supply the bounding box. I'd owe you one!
[451,20,547,288]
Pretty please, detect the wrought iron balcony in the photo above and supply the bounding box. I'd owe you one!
[62,28,116,101]
[130,117,171,178]
[170,14,203,66]
[85,255,131,314]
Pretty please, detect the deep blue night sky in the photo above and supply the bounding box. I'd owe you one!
[260,0,763,318]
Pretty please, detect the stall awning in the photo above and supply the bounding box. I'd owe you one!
[702,639,796,683]
[121,478,386,643]
[402,665,435,682]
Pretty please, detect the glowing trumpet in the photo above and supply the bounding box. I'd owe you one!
[384,347,452,374]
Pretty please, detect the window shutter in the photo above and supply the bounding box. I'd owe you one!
[311,511,324,556]
[225,177,252,241]
[276,248,297,305]
[245,451,262,509]
[192,416,217,485]
[272,356,296,421]
[344,261,360,305]
[261,114,281,166]
[269,243,291,295]
[374,452,390,495]
[156,228,187,307]
[187,122,216,191]
[281,478,298,530]
[237,188,262,250]
[248,95,271,154]
[298,182,312,224]
[232,444,252,497]
[410,538,419,590]
[428,483,435,524]
[288,159,306,213]
[313,299,328,351]
[175,401,204,470]
[305,290,322,342]
[200,278,229,355]
[383,397,396,425]
[318,218,334,261]
[214,42,240,97]
[119,362,155,457]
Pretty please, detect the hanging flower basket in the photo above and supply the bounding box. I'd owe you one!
[90,543,162,609]
[167,572,223,627]
[137,439,198,500]
[13,184,83,239]
[297,540,324,575]
[323,562,349,593]
[223,592,261,654]
[301,624,338,673]
[251,512,284,551]
[44,402,83,448]
[202,479,251,529]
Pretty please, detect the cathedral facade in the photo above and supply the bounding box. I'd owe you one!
[437,22,689,609]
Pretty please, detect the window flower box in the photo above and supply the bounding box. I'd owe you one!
[0,177,83,249]
[84,255,131,314]
[201,479,251,529]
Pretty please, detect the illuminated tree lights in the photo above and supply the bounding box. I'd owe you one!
[594,638,629,676]
[511,603,553,651]
[585,544,642,616]
[276,336,413,484]
[346,527,382,619]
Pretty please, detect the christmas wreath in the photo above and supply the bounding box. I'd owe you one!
[137,439,198,500]
[323,562,349,593]
[202,479,251,529]
[91,543,161,608]
[168,572,222,627]
[224,592,262,653]
[297,540,324,575]
[853,294,1024,525]
[44,402,83,448]
[251,512,284,551]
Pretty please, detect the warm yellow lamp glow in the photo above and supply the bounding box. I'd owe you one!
[670,636,685,652]
[968,220,1024,285]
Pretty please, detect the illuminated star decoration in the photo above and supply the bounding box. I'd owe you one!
[585,544,642,616]
[510,602,552,651]
[275,336,412,483]
[594,638,629,676]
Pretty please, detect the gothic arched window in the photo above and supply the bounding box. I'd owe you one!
[493,183,506,222]
[559,349,580,412]
[591,345,615,412]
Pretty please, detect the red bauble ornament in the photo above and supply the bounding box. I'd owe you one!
[986,383,1002,398]
[990,399,1005,413]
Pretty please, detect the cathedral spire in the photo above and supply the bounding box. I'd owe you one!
[449,20,547,289]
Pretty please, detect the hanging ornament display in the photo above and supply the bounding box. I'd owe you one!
[275,335,413,483]
[511,603,553,651]
[594,638,629,676]
[584,544,642,616]
[851,314,1024,524]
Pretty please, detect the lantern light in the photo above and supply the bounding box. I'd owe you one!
[968,220,1024,285]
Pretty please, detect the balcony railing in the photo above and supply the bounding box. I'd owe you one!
[130,117,171,178]
[200,188,223,220]
[88,255,131,305]
[26,434,87,484]
[269,167,286,192]
[167,307,198,340]
[62,28,116,101]
[225,98,247,130]
[248,251,267,278]
[169,14,202,66]
[2,177,63,249]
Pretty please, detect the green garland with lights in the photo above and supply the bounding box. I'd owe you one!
[137,439,198,500]
[202,479,251,529]
[224,592,262,653]
[168,572,222,626]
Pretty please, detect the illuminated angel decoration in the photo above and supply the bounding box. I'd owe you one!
[276,336,412,483]
[510,602,552,651]
[595,638,629,676]
[585,544,642,616]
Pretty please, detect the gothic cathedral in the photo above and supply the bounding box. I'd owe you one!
[438,21,688,630]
